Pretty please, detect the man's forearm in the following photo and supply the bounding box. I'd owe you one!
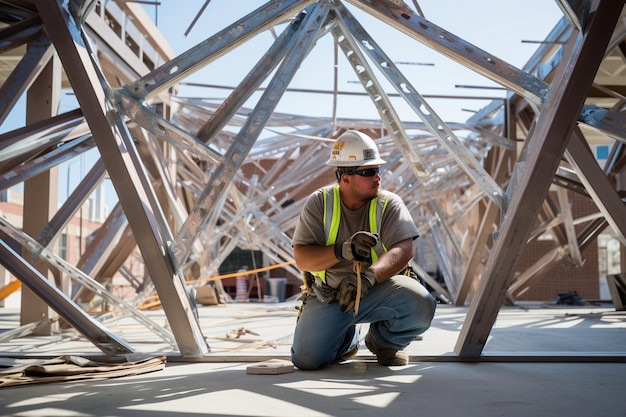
[368,239,413,283]
[294,244,339,272]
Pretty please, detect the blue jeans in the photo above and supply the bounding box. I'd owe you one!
[291,275,436,370]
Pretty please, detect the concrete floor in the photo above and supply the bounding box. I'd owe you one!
[0,300,625,416]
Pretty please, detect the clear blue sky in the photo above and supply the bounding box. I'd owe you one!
[2,1,564,210]
[143,0,564,123]
[0,1,564,131]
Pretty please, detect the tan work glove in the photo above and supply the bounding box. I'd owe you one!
[334,231,379,263]
[337,270,377,313]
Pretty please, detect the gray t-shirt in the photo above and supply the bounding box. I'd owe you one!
[292,187,419,289]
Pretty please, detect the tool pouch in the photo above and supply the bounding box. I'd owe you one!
[303,271,336,304]
[402,264,424,285]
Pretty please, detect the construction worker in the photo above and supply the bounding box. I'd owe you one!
[291,130,436,370]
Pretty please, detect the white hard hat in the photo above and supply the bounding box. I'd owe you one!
[325,130,386,167]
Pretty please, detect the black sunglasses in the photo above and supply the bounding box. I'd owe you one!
[348,167,379,177]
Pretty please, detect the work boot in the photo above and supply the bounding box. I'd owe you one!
[365,332,409,366]
[334,325,359,362]
[336,343,359,362]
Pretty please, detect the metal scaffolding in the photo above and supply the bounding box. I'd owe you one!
[0,0,625,359]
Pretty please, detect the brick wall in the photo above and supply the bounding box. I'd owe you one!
[514,191,601,302]
[515,240,599,301]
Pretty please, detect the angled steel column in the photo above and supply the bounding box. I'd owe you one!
[38,159,107,248]
[196,13,303,143]
[508,246,571,298]
[37,0,208,357]
[0,237,134,355]
[455,144,514,305]
[0,109,86,164]
[170,1,332,267]
[332,6,429,178]
[556,187,583,265]
[335,4,505,204]
[348,0,547,107]
[0,135,92,191]
[115,89,222,164]
[566,127,626,246]
[574,143,626,250]
[455,0,623,357]
[124,0,315,100]
[0,38,53,125]
[74,203,130,302]
[21,36,62,334]
[0,217,176,346]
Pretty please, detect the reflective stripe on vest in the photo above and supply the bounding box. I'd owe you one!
[313,185,389,284]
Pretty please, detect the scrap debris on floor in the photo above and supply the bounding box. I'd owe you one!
[0,354,166,388]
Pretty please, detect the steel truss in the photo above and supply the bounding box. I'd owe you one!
[0,0,624,359]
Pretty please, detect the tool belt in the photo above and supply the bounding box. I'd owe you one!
[302,271,336,304]
[401,264,424,285]
[301,265,422,306]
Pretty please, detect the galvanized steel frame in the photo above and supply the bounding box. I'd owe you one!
[0,0,624,360]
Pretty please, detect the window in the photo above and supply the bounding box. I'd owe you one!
[595,145,609,160]
[59,233,68,260]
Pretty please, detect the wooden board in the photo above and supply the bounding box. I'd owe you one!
[246,359,294,375]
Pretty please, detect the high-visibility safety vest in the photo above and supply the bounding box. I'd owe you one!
[312,185,390,284]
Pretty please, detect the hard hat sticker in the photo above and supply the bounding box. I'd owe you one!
[324,130,385,166]
[330,140,345,159]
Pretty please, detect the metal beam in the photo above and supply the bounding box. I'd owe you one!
[0,134,93,191]
[115,89,223,164]
[0,37,54,125]
[123,0,315,100]
[508,246,571,298]
[195,11,302,144]
[456,146,514,305]
[0,108,86,164]
[565,127,626,246]
[335,4,505,204]
[169,1,332,268]
[454,0,623,357]
[556,186,583,265]
[37,158,107,248]
[0,216,176,347]
[332,5,429,178]
[555,0,592,32]
[0,15,42,54]
[73,203,131,303]
[0,237,134,355]
[347,0,548,107]
[37,0,208,357]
